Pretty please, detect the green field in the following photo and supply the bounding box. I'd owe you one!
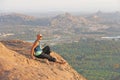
[52,39,120,80]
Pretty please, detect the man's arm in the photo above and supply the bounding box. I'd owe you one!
[31,41,38,59]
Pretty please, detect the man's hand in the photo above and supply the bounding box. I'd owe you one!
[31,55,36,60]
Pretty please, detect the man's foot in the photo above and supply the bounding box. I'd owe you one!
[45,59,50,65]
[56,61,66,64]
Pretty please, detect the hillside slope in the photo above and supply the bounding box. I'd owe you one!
[0,40,86,80]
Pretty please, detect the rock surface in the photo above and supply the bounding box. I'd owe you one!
[0,40,86,80]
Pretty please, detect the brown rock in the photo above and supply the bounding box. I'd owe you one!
[0,40,87,80]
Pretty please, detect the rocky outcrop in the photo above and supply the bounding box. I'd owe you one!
[0,40,86,80]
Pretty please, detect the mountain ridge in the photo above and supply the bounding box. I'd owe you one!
[0,12,120,41]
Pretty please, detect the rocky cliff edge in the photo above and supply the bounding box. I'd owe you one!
[0,40,86,80]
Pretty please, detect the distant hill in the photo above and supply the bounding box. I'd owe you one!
[86,11,120,24]
[1,12,120,26]
[0,13,50,26]
[51,13,80,27]
[0,12,120,40]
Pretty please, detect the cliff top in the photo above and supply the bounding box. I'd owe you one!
[0,40,86,80]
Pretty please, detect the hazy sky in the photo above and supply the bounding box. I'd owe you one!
[0,0,120,13]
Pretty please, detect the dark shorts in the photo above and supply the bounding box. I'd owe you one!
[35,46,56,62]
[35,53,56,62]
[42,46,51,55]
